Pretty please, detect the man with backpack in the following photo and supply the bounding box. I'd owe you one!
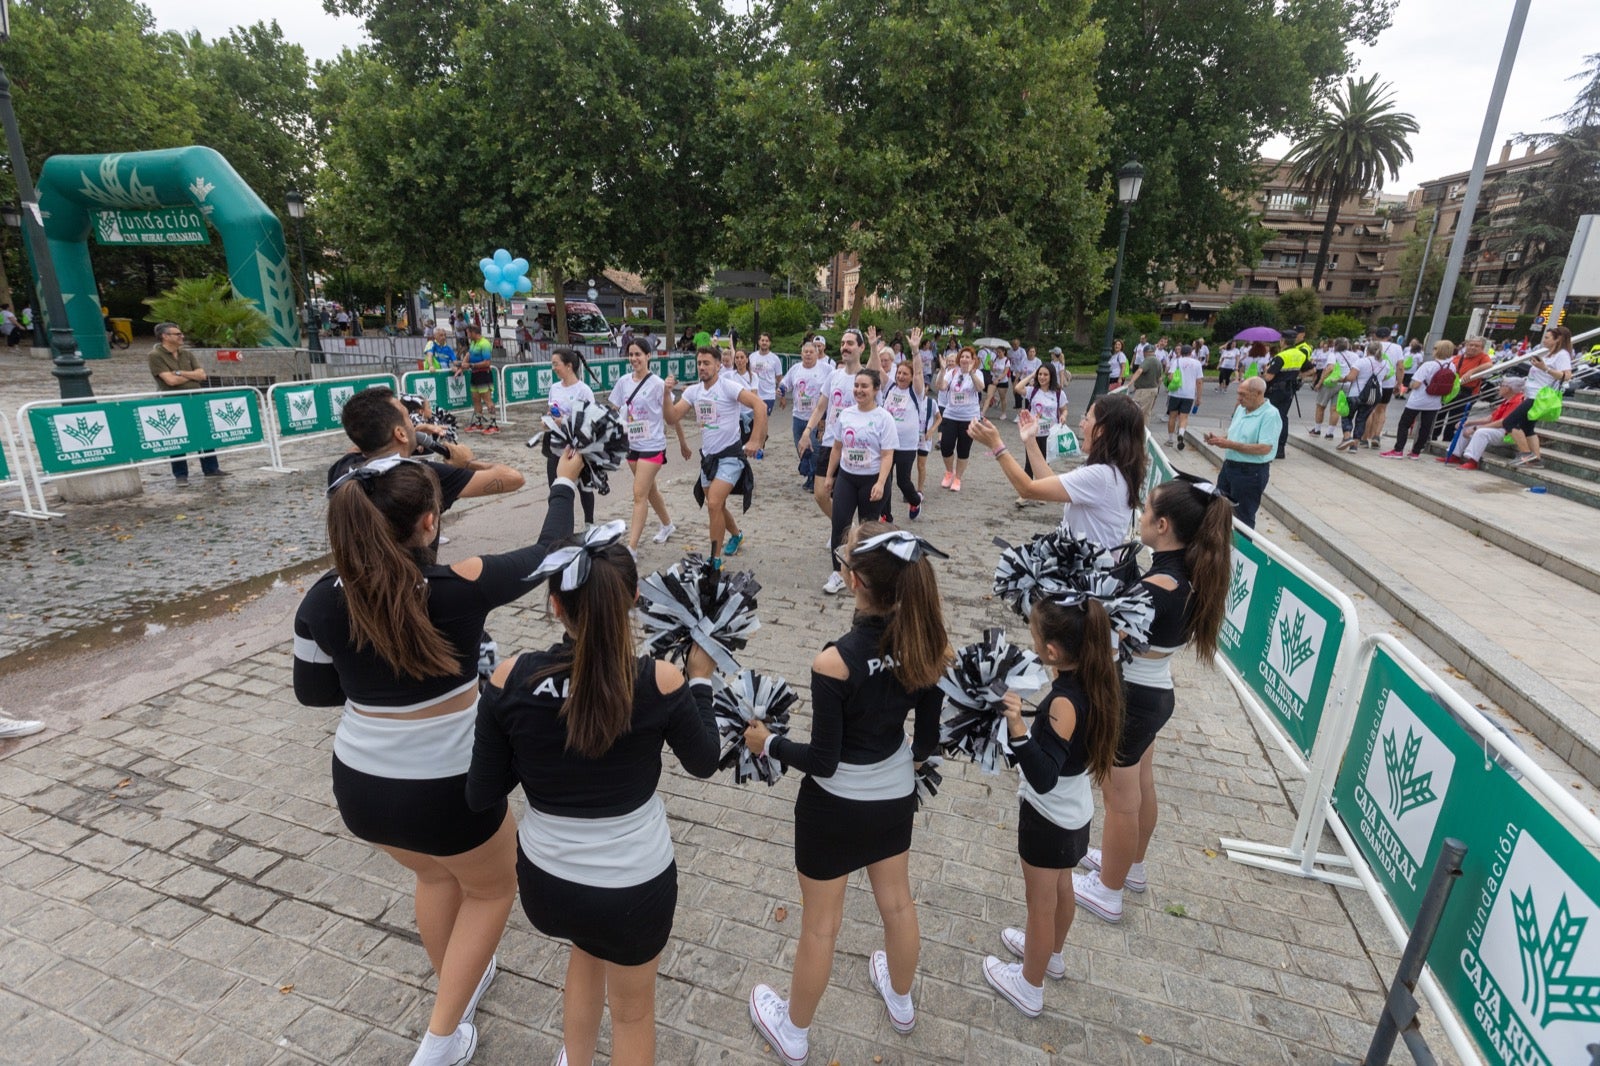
[1385,340,1457,458]
[1335,343,1387,452]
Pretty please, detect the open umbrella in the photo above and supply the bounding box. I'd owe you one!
[973,337,1010,349]
[1233,326,1282,343]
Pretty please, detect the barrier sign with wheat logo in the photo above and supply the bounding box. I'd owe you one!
[271,375,395,439]
[1216,530,1345,755]
[1331,644,1600,1064]
[26,389,265,475]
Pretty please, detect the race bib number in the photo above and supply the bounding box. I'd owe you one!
[696,398,718,430]
[1032,403,1053,426]
[953,389,975,407]
[844,446,869,469]
[795,389,815,417]
[626,419,648,441]
[885,392,909,419]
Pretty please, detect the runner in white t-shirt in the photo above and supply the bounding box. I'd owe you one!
[879,359,927,524]
[663,347,768,569]
[546,347,599,524]
[1011,363,1068,483]
[933,347,986,491]
[749,334,782,412]
[822,367,898,594]
[800,327,868,521]
[1163,347,1205,451]
[779,341,833,491]
[609,336,691,551]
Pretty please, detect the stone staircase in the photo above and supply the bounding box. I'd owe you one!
[1427,386,1600,508]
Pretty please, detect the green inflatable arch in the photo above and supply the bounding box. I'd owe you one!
[37,147,298,359]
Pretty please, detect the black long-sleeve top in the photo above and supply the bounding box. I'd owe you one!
[771,613,943,778]
[1011,672,1092,795]
[1143,547,1195,650]
[292,482,575,709]
[466,646,720,817]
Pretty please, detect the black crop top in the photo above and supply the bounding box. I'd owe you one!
[770,614,943,778]
[1012,672,1093,793]
[465,646,719,818]
[292,482,575,710]
[1142,548,1195,649]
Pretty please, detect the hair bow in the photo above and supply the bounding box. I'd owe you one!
[326,454,422,497]
[852,530,949,564]
[523,520,628,591]
[1174,471,1224,497]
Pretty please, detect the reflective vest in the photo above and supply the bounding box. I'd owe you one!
[1279,343,1310,370]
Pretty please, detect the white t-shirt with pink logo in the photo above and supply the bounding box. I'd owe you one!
[833,405,898,476]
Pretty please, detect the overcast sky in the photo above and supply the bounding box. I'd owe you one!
[145,0,1593,192]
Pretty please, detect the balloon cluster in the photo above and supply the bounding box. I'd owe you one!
[480,249,533,300]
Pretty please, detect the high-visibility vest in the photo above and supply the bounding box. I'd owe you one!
[1279,343,1310,370]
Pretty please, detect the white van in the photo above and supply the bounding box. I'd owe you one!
[522,298,611,344]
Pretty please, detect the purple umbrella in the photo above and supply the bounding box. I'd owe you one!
[1234,326,1282,342]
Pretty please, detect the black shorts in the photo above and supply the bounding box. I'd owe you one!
[1166,397,1195,415]
[470,369,493,388]
[1378,387,1395,404]
[1114,682,1176,767]
[794,775,914,881]
[330,755,506,857]
[626,448,667,463]
[1017,799,1091,870]
[1501,397,1538,436]
[516,846,677,966]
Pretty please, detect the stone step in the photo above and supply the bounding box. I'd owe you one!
[1419,438,1600,508]
[1193,431,1600,786]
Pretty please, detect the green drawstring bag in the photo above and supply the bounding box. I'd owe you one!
[1336,390,1351,418]
[1320,367,1344,389]
[1166,367,1183,391]
[1528,386,1563,422]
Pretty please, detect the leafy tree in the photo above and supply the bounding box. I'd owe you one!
[1482,53,1600,313]
[1282,74,1418,292]
[143,275,271,346]
[1213,296,1281,342]
[695,297,730,331]
[1091,0,1397,301]
[730,295,821,340]
[1395,207,1471,319]
[1320,311,1367,340]
[1276,287,1324,338]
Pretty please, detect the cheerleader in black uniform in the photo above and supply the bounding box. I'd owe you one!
[293,449,585,1066]
[1075,477,1232,924]
[743,526,951,1065]
[467,522,720,1066]
[982,596,1123,1017]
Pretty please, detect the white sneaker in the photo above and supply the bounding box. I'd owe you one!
[438,534,452,545]
[1000,927,1066,979]
[1073,869,1124,924]
[869,950,915,1033]
[823,572,847,595]
[1080,849,1146,893]
[749,984,808,1065]
[462,955,496,1024]
[554,1048,567,1066]
[653,522,676,544]
[408,1023,477,1066]
[0,716,44,739]
[982,957,1043,1018]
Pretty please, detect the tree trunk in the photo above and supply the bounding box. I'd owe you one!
[1025,307,1042,344]
[552,263,569,344]
[848,276,866,329]
[663,278,676,345]
[1310,177,1346,293]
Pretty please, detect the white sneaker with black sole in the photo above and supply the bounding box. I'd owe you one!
[982,957,1043,1017]
[1080,848,1146,892]
[999,927,1066,979]
[1072,869,1124,923]
[749,984,808,1064]
[869,950,915,1033]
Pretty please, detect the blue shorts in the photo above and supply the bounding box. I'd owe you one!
[700,456,743,488]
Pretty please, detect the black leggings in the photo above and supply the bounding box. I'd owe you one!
[880,450,921,521]
[547,453,595,524]
[1023,436,1049,479]
[1392,408,1438,455]
[831,470,883,567]
[1218,367,1234,388]
[938,418,973,459]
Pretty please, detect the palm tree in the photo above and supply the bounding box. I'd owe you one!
[1282,74,1419,293]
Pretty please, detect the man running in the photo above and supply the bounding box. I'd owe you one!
[665,346,769,569]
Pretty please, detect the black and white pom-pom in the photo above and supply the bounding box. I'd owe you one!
[1077,570,1157,661]
[636,554,762,673]
[712,670,797,786]
[993,531,1131,618]
[525,401,629,495]
[913,756,943,809]
[937,628,1049,775]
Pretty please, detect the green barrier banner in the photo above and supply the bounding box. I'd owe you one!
[1144,435,1176,500]
[273,375,394,439]
[1332,646,1600,1065]
[502,364,552,404]
[27,389,264,475]
[402,370,498,413]
[0,432,10,482]
[1218,529,1346,756]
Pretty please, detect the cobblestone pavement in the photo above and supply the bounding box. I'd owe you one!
[0,394,1475,1065]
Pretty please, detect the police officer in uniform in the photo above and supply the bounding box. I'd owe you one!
[1261,325,1309,460]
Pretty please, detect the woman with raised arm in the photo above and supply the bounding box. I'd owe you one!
[879,359,926,523]
[820,368,897,595]
[744,526,951,1065]
[932,346,984,491]
[294,449,586,1066]
[1009,362,1069,482]
[468,524,721,1066]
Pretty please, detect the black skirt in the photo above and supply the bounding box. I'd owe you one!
[793,775,915,881]
[331,755,506,857]
[516,846,678,967]
[1114,682,1176,767]
[1017,799,1091,870]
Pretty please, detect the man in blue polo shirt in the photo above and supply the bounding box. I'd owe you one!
[1205,376,1281,528]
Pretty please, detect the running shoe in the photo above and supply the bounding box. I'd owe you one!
[1436,455,1462,464]
[1080,848,1146,892]
[1405,453,1421,460]
[982,957,1043,1018]
[1379,449,1404,459]
[1509,454,1536,467]
[940,471,954,489]
[823,572,847,595]
[869,951,915,1033]
[653,522,676,544]
[1459,460,1480,471]
[749,985,808,1065]
[483,424,500,435]
[724,532,744,556]
[951,478,962,492]
[908,499,922,521]
[1000,927,1066,979]
[1176,436,1185,451]
[0,716,44,739]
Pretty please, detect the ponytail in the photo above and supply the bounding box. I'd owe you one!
[845,523,953,690]
[1148,481,1235,662]
[327,465,457,681]
[537,542,640,758]
[1030,598,1124,785]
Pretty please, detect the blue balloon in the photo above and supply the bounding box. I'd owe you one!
[493,248,512,267]
[508,257,529,278]
[515,275,533,293]
[478,257,495,275]
[497,280,515,298]
[481,264,503,285]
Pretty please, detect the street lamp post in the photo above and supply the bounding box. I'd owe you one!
[0,42,92,397]
[0,200,44,347]
[285,191,323,364]
[1093,160,1145,401]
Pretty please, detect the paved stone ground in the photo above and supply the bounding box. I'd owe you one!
[0,401,1469,1065]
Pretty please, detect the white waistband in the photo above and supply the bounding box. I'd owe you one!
[333,699,478,779]
[1019,772,1093,831]
[814,740,913,801]
[517,795,674,889]
[1122,651,1175,689]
